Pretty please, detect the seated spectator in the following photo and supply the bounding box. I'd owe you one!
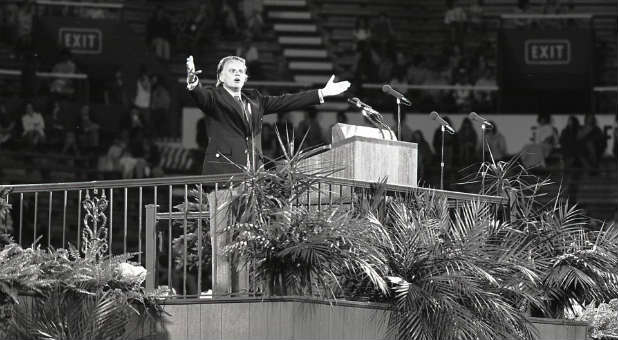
[121,131,162,178]
[452,68,473,113]
[104,69,130,108]
[0,2,18,48]
[21,102,45,149]
[75,105,100,153]
[150,75,171,137]
[513,0,534,28]
[147,6,173,61]
[371,12,395,57]
[15,0,34,53]
[133,67,152,127]
[444,0,467,43]
[521,113,558,168]
[578,114,606,170]
[542,0,565,29]
[411,130,434,181]
[0,103,15,148]
[80,1,106,19]
[182,2,214,50]
[50,49,77,99]
[612,113,618,159]
[246,9,264,40]
[559,116,581,168]
[98,130,129,174]
[376,51,395,83]
[220,0,240,38]
[296,107,325,149]
[353,16,372,52]
[467,0,484,32]
[485,121,508,162]
[45,101,66,151]
[62,130,80,156]
[126,106,145,137]
[235,34,261,80]
[457,117,478,165]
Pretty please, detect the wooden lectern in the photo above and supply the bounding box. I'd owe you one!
[303,123,418,187]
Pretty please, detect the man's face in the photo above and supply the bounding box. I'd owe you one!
[219,59,247,91]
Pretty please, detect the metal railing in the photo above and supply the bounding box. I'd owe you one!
[1,174,505,299]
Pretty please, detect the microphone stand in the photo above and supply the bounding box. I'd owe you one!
[480,123,487,194]
[440,125,446,190]
[396,98,401,140]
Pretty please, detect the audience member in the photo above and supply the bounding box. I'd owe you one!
[296,107,325,149]
[15,0,34,53]
[220,0,240,38]
[21,102,45,149]
[578,114,606,170]
[75,105,100,153]
[513,0,534,28]
[133,67,152,127]
[50,49,77,99]
[473,67,496,112]
[353,17,371,52]
[245,9,264,40]
[45,101,66,151]
[235,35,261,80]
[147,5,173,61]
[371,12,395,57]
[452,68,473,113]
[467,0,484,32]
[182,2,214,50]
[457,117,478,165]
[104,69,130,108]
[98,132,128,174]
[411,129,434,181]
[612,113,618,159]
[127,106,145,136]
[485,121,508,161]
[150,75,171,137]
[444,0,467,43]
[559,116,581,168]
[62,130,79,156]
[521,113,558,168]
[0,103,15,148]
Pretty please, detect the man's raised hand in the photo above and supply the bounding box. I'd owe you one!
[186,55,202,90]
[321,74,351,97]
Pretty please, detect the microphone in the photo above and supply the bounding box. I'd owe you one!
[469,112,493,129]
[430,111,455,134]
[347,97,379,116]
[382,85,412,106]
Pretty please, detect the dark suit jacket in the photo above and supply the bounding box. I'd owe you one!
[190,85,320,175]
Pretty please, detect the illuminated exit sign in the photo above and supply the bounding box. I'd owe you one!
[524,39,570,65]
[59,28,102,54]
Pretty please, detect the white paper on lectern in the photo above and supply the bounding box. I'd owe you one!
[331,123,397,144]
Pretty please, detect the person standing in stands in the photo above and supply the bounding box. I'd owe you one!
[186,55,350,295]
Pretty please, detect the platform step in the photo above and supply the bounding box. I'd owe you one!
[264,0,307,7]
[289,61,333,71]
[294,74,331,84]
[279,36,322,45]
[274,23,317,32]
[283,49,328,58]
[268,11,311,20]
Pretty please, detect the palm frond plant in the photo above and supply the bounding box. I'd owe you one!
[467,156,618,318]
[223,128,389,297]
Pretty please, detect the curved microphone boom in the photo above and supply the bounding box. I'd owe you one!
[469,112,493,129]
[382,85,412,106]
[430,111,455,134]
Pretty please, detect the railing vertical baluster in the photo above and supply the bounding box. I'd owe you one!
[349,185,354,210]
[62,190,67,247]
[109,188,113,257]
[212,183,218,296]
[328,183,332,208]
[47,191,52,248]
[318,182,321,212]
[33,192,38,244]
[77,190,82,250]
[19,193,23,245]
[197,183,203,298]
[124,187,128,255]
[145,204,157,293]
[139,186,143,264]
[339,185,343,209]
[306,186,310,211]
[183,184,188,297]
[168,185,173,294]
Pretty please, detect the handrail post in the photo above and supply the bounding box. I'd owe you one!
[145,204,158,293]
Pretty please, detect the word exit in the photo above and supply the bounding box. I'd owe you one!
[524,39,570,65]
[58,28,102,54]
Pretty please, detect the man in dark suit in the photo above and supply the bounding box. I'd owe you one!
[186,55,350,296]
[186,55,350,175]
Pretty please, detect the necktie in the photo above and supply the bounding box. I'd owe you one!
[234,96,250,123]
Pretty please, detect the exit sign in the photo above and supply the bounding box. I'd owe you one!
[524,39,570,65]
[58,28,102,54]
